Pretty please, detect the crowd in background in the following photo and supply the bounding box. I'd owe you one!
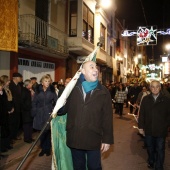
[0,72,70,156]
[105,80,170,117]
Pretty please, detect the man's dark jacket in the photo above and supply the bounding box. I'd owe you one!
[138,93,170,137]
[21,87,33,123]
[64,81,114,150]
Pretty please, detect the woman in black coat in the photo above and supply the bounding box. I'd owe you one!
[0,76,14,152]
[32,75,57,156]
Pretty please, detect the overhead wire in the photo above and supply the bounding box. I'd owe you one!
[138,0,148,26]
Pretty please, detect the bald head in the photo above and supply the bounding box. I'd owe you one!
[81,61,98,82]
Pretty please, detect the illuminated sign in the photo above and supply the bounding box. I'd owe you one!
[160,54,169,62]
[142,64,162,79]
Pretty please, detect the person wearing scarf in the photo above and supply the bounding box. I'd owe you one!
[56,61,114,170]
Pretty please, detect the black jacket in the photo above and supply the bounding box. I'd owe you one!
[9,80,22,114]
[0,89,13,137]
[21,87,33,123]
[138,93,170,137]
[31,85,57,130]
[64,80,114,150]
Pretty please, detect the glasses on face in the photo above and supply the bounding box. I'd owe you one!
[142,88,146,90]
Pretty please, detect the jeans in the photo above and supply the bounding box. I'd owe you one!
[117,103,123,116]
[70,148,102,170]
[145,135,165,170]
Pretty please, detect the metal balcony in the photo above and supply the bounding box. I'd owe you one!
[18,14,68,58]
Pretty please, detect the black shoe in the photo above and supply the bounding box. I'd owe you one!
[147,163,154,169]
[24,139,32,143]
[39,150,45,157]
[1,149,8,153]
[46,150,51,156]
[31,138,35,142]
[6,145,13,150]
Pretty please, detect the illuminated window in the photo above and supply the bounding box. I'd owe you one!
[100,23,106,50]
[82,3,94,43]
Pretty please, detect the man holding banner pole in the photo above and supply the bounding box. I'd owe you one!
[60,60,113,169]
[51,44,113,170]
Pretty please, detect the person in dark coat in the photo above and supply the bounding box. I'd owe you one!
[128,82,141,114]
[62,61,114,170]
[0,76,14,152]
[9,72,23,141]
[21,79,34,143]
[138,80,170,170]
[57,78,72,98]
[30,77,38,92]
[32,74,57,156]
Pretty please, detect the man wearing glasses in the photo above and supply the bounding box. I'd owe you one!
[138,80,170,170]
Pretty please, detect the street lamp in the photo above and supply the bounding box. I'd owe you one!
[99,0,112,8]
[165,43,170,60]
[138,54,143,65]
[134,57,138,65]
[100,0,111,7]
[165,43,170,51]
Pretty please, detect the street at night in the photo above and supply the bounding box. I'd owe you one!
[1,0,170,170]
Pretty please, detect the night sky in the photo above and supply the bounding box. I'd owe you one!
[115,0,170,63]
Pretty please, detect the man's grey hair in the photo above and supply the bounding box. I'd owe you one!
[24,79,31,87]
[150,80,161,87]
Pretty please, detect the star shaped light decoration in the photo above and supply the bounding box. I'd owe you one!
[137,26,157,46]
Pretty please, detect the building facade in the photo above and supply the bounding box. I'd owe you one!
[0,0,117,84]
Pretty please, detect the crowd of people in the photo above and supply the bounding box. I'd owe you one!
[105,80,170,170]
[105,81,170,117]
[0,73,66,155]
[1,69,170,169]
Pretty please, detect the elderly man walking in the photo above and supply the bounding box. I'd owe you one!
[138,80,170,170]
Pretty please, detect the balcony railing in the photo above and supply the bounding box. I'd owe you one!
[18,14,68,56]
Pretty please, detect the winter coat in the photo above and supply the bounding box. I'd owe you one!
[0,89,13,137]
[9,80,22,115]
[64,80,114,150]
[31,85,57,130]
[129,86,141,103]
[138,93,170,137]
[21,87,33,123]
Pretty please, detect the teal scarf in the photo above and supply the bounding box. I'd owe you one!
[80,74,98,93]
